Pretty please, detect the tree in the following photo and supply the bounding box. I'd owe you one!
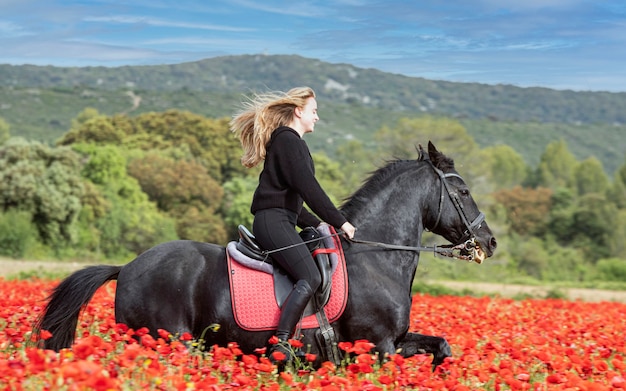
[608,210,626,257]
[60,110,246,183]
[127,153,228,244]
[480,144,528,190]
[58,115,126,145]
[0,209,37,258]
[69,107,100,132]
[493,186,553,236]
[0,138,84,250]
[72,143,178,258]
[546,187,577,242]
[569,193,618,261]
[132,110,245,182]
[175,206,228,245]
[221,176,257,238]
[607,157,626,209]
[533,139,577,189]
[571,157,609,196]
[128,153,223,213]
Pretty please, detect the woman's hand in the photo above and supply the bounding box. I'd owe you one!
[340,222,356,239]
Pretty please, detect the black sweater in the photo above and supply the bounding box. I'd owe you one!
[250,126,348,229]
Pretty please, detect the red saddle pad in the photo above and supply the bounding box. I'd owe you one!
[227,240,348,332]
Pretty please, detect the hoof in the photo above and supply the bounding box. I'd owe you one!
[431,339,452,371]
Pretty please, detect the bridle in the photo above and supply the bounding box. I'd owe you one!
[348,157,485,262]
[426,159,485,243]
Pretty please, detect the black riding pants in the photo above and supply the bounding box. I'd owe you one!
[253,208,322,292]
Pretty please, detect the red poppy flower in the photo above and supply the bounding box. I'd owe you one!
[271,350,286,362]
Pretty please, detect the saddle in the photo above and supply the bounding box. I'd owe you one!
[234,224,337,317]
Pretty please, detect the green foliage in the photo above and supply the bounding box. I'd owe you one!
[59,109,246,184]
[96,191,178,258]
[127,152,227,244]
[130,111,244,182]
[0,117,9,144]
[462,120,626,175]
[594,258,626,282]
[71,144,179,258]
[221,176,257,238]
[412,280,460,296]
[607,159,626,209]
[0,210,37,258]
[7,268,75,281]
[0,86,624,284]
[58,115,126,145]
[73,143,127,185]
[334,140,378,193]
[311,152,348,203]
[532,140,578,189]
[374,116,477,163]
[493,186,553,236]
[609,210,626,257]
[480,144,528,190]
[174,206,228,245]
[127,153,223,212]
[568,193,619,261]
[0,138,84,250]
[571,157,609,196]
[505,236,589,281]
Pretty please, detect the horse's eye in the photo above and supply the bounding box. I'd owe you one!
[460,189,470,196]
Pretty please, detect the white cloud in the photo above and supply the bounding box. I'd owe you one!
[0,20,32,37]
[83,15,254,32]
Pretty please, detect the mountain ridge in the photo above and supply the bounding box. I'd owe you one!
[1,54,624,173]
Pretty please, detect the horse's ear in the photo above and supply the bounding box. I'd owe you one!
[416,144,426,161]
[428,141,440,164]
[428,141,455,170]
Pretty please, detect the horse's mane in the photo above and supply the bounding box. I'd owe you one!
[340,147,455,216]
[340,159,417,215]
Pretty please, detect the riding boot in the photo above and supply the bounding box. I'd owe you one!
[270,279,314,364]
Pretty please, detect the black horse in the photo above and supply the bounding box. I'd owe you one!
[36,141,496,369]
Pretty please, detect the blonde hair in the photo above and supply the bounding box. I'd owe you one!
[230,86,316,168]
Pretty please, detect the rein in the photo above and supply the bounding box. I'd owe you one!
[263,231,476,262]
[262,156,484,263]
[347,237,477,262]
[261,230,344,257]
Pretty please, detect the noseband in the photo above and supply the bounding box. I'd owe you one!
[426,160,485,244]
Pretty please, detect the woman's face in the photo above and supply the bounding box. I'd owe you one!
[299,97,319,134]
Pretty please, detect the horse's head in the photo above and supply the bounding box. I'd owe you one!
[421,141,497,264]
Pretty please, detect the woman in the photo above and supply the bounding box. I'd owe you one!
[230,86,356,363]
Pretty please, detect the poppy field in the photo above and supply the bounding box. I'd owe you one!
[1,277,625,390]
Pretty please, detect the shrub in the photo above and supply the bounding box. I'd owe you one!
[0,210,37,258]
[595,258,626,282]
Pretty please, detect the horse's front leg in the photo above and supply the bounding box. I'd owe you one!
[396,332,451,371]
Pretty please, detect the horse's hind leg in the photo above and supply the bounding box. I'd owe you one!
[396,332,451,371]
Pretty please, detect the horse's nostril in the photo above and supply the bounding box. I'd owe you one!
[490,237,497,249]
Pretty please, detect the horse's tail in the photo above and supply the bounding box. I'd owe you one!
[35,265,121,351]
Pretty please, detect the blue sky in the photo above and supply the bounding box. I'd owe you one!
[1,0,625,92]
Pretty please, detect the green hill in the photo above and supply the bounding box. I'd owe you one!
[1,54,624,173]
